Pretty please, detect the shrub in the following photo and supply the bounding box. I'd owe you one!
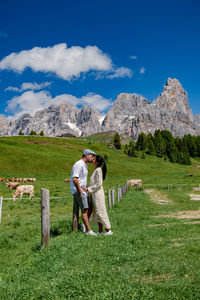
[113,132,121,150]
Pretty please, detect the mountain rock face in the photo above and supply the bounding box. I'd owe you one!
[102,78,199,139]
[1,78,200,139]
[8,103,103,137]
[0,115,10,136]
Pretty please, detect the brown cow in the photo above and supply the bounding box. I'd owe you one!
[6,182,20,189]
[27,178,37,182]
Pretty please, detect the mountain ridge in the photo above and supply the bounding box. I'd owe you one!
[1,78,200,139]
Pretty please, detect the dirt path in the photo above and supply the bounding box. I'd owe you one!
[187,193,200,201]
[145,189,172,205]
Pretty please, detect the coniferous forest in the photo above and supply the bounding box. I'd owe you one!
[124,130,200,165]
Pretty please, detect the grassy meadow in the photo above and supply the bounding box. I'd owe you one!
[0,135,200,299]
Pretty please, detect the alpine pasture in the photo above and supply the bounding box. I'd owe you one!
[0,135,200,299]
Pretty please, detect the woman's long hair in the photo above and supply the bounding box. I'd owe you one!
[95,155,107,180]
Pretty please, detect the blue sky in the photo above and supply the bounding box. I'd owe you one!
[0,0,199,118]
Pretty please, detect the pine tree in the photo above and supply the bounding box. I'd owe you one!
[177,152,191,165]
[136,132,147,151]
[19,130,24,136]
[29,130,37,135]
[146,139,156,155]
[128,143,137,157]
[113,132,121,150]
[185,134,197,157]
[154,130,166,158]
[161,130,178,163]
[40,130,44,136]
[195,136,200,157]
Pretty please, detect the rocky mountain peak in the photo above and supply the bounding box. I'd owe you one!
[152,78,191,114]
[107,93,150,118]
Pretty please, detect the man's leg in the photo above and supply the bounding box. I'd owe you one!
[72,195,79,232]
[81,209,92,232]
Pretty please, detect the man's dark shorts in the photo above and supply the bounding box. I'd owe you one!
[73,191,92,210]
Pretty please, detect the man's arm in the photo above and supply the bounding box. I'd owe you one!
[73,177,82,196]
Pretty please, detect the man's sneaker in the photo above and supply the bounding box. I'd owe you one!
[86,230,97,236]
[104,230,113,236]
[81,223,86,233]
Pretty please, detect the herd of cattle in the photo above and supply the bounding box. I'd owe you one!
[0,177,142,201]
[0,177,36,201]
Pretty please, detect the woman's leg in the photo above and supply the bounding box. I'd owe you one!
[98,222,103,233]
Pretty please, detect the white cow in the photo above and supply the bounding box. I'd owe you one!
[127,179,142,187]
[13,185,34,201]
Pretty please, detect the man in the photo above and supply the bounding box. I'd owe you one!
[71,149,96,235]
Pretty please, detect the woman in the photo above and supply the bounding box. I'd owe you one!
[82,155,113,236]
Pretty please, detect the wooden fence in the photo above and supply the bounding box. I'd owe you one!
[107,183,128,210]
[0,183,129,246]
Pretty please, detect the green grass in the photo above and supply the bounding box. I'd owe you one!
[0,136,200,299]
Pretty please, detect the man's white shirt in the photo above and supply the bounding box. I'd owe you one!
[70,159,88,195]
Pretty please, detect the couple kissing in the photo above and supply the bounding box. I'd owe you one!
[70,149,113,236]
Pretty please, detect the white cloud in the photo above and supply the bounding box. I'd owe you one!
[139,67,146,74]
[81,93,112,111]
[129,55,137,60]
[5,81,52,92]
[5,90,112,118]
[0,43,132,81]
[107,67,133,79]
[5,86,19,92]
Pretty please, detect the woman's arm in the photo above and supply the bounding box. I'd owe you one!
[87,168,103,194]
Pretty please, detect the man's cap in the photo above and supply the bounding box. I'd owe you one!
[83,149,96,156]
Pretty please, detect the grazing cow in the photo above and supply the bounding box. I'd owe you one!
[27,178,37,182]
[64,178,70,183]
[13,185,34,201]
[6,182,20,189]
[0,178,6,182]
[193,187,200,192]
[127,179,142,187]
[8,178,15,182]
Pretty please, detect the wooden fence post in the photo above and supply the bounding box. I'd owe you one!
[0,196,3,224]
[120,188,122,199]
[108,190,112,210]
[111,189,115,206]
[41,188,50,248]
